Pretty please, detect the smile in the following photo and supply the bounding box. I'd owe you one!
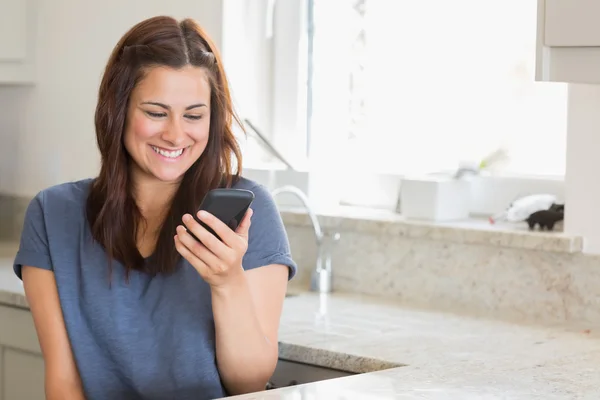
[150,145,186,159]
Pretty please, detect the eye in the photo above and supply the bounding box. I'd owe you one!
[185,115,204,121]
[145,111,166,118]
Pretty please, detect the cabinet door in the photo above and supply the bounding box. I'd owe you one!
[0,0,28,62]
[2,347,45,400]
[0,0,34,84]
[0,305,44,399]
[545,0,600,46]
[0,306,40,353]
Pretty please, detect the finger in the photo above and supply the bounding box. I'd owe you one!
[176,225,224,271]
[181,214,229,259]
[195,210,240,248]
[174,235,211,275]
[236,208,253,238]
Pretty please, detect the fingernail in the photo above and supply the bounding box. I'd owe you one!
[183,214,192,222]
[198,210,208,219]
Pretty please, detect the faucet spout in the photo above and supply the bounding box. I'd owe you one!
[271,185,337,293]
[271,185,324,244]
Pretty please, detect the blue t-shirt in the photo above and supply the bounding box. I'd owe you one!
[13,177,297,400]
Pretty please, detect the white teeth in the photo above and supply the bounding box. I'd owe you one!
[151,146,184,158]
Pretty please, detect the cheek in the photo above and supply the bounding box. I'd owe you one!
[190,119,211,143]
[124,115,161,158]
[130,114,162,141]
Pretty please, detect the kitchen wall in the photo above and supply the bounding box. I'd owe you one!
[0,86,30,194]
[284,218,600,328]
[564,84,600,254]
[0,0,223,196]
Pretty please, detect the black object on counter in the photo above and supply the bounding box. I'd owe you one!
[266,380,299,390]
[526,203,564,231]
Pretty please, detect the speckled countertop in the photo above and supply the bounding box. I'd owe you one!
[223,292,600,399]
[2,244,599,399]
[0,244,26,308]
[280,207,583,253]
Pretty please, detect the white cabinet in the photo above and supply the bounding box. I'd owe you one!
[544,0,600,46]
[0,305,44,399]
[3,349,45,400]
[536,0,600,84]
[0,0,36,84]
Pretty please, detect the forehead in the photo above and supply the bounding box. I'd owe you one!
[133,66,211,105]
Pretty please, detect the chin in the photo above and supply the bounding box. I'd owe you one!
[148,167,189,183]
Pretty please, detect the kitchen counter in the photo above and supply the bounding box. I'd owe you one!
[281,207,582,253]
[0,246,27,308]
[2,248,600,399]
[223,292,600,399]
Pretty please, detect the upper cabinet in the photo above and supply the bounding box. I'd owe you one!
[536,0,600,84]
[0,0,36,85]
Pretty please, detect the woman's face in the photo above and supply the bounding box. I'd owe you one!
[124,66,211,184]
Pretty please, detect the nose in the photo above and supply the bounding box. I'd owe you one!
[161,118,187,146]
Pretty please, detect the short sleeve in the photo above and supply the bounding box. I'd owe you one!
[242,184,298,280]
[13,191,54,280]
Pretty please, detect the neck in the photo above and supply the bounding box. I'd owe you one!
[131,172,180,221]
[129,169,181,259]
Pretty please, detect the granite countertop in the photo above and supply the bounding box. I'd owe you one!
[0,245,26,308]
[2,246,599,399]
[223,292,600,399]
[280,207,583,253]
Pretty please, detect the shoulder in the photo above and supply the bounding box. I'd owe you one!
[31,178,94,214]
[232,176,267,194]
[232,177,274,209]
[15,179,94,278]
[23,178,94,230]
[235,176,298,277]
[37,178,94,205]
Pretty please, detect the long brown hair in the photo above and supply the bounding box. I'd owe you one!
[87,16,243,276]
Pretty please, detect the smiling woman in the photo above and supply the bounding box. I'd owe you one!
[12,15,297,400]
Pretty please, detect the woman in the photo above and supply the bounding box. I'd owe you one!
[13,16,297,400]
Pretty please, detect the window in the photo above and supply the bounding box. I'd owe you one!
[241,1,568,213]
[306,0,568,208]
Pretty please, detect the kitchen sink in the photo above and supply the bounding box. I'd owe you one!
[267,359,355,389]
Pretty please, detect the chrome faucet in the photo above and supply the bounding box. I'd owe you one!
[271,185,339,293]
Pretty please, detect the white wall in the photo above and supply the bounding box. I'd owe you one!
[0,0,225,197]
[564,84,600,254]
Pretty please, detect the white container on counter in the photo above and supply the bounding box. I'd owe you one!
[399,175,471,221]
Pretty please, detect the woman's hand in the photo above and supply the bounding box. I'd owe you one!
[174,208,253,288]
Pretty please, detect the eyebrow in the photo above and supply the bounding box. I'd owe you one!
[141,101,207,111]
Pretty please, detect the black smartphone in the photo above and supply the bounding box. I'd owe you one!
[189,188,255,242]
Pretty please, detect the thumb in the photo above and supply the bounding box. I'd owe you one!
[236,208,253,238]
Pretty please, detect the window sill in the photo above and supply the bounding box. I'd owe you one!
[245,166,565,214]
[279,206,583,254]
